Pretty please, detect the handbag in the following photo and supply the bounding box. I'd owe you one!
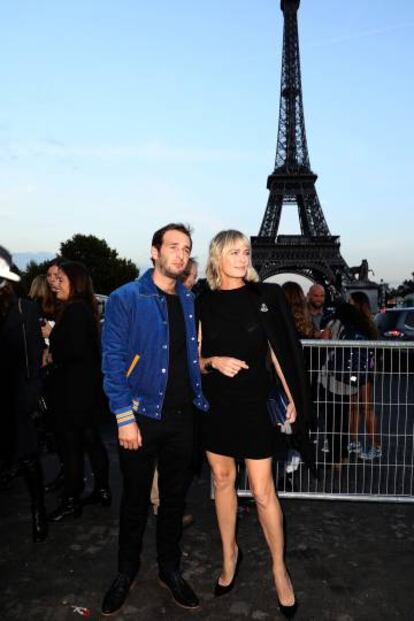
[267,385,289,426]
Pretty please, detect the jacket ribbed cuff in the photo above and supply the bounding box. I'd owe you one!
[115,410,136,427]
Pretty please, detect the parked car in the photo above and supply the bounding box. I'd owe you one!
[375,308,414,372]
[375,308,414,341]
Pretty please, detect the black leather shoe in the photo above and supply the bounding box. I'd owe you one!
[159,569,199,610]
[214,547,243,597]
[81,487,112,507]
[48,497,82,522]
[101,573,134,616]
[44,469,64,494]
[32,507,48,543]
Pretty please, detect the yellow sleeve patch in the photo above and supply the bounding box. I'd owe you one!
[126,354,140,378]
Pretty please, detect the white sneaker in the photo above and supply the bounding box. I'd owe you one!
[321,439,330,453]
[347,441,362,454]
[360,445,382,460]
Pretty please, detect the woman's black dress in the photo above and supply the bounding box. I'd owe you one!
[197,286,274,459]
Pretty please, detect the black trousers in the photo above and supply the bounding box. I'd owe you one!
[118,406,194,579]
[56,424,109,498]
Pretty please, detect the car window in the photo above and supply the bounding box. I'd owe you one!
[404,311,414,329]
[375,312,401,331]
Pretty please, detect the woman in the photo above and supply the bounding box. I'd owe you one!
[320,298,378,467]
[48,261,110,521]
[0,246,48,542]
[282,281,323,339]
[29,274,56,321]
[30,264,65,492]
[348,292,380,460]
[197,231,311,617]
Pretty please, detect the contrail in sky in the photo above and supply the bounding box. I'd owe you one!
[310,22,414,47]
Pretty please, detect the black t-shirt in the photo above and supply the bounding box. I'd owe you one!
[156,287,193,410]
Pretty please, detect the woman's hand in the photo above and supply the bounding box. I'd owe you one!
[41,349,49,368]
[319,328,332,340]
[286,401,297,423]
[210,356,249,378]
[41,323,53,339]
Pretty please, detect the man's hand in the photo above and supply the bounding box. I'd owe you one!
[212,356,249,378]
[118,422,142,450]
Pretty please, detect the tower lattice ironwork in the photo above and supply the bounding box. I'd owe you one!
[251,0,353,291]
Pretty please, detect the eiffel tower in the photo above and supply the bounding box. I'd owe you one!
[251,0,353,293]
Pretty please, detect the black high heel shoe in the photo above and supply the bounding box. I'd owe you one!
[277,598,298,619]
[214,547,243,597]
[275,569,298,619]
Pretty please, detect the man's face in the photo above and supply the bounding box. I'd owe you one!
[182,263,198,290]
[308,286,325,310]
[151,230,192,279]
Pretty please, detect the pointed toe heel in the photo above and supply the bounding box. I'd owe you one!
[277,598,298,619]
[214,547,243,597]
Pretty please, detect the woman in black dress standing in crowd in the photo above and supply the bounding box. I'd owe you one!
[197,231,311,617]
[0,247,48,542]
[48,261,110,521]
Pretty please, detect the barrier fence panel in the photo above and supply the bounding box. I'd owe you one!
[233,340,414,503]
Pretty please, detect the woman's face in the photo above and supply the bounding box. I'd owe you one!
[56,270,71,301]
[47,265,60,293]
[219,241,250,282]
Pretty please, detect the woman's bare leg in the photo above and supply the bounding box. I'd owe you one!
[245,457,295,606]
[361,383,380,447]
[350,395,360,441]
[207,451,238,585]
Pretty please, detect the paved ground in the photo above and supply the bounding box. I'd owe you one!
[1,425,413,621]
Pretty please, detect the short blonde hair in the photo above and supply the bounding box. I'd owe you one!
[205,230,259,290]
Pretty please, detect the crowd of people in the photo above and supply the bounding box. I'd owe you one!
[0,227,381,617]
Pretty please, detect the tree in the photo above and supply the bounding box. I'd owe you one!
[23,235,139,295]
[387,271,414,301]
[22,259,54,292]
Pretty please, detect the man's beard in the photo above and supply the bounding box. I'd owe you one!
[157,257,186,280]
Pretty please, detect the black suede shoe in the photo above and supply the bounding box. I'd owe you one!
[81,487,112,507]
[44,469,64,494]
[101,573,134,616]
[159,569,199,610]
[48,497,82,522]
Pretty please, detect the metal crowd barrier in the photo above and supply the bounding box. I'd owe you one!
[234,340,414,503]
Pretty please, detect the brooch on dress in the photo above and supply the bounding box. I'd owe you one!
[260,303,269,313]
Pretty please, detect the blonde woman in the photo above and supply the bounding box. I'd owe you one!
[197,230,311,618]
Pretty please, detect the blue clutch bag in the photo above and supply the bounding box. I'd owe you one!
[267,386,289,426]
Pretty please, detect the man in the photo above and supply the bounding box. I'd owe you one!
[151,255,199,526]
[307,283,327,331]
[180,257,198,290]
[101,223,208,615]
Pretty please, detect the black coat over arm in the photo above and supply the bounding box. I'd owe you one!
[245,282,315,466]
